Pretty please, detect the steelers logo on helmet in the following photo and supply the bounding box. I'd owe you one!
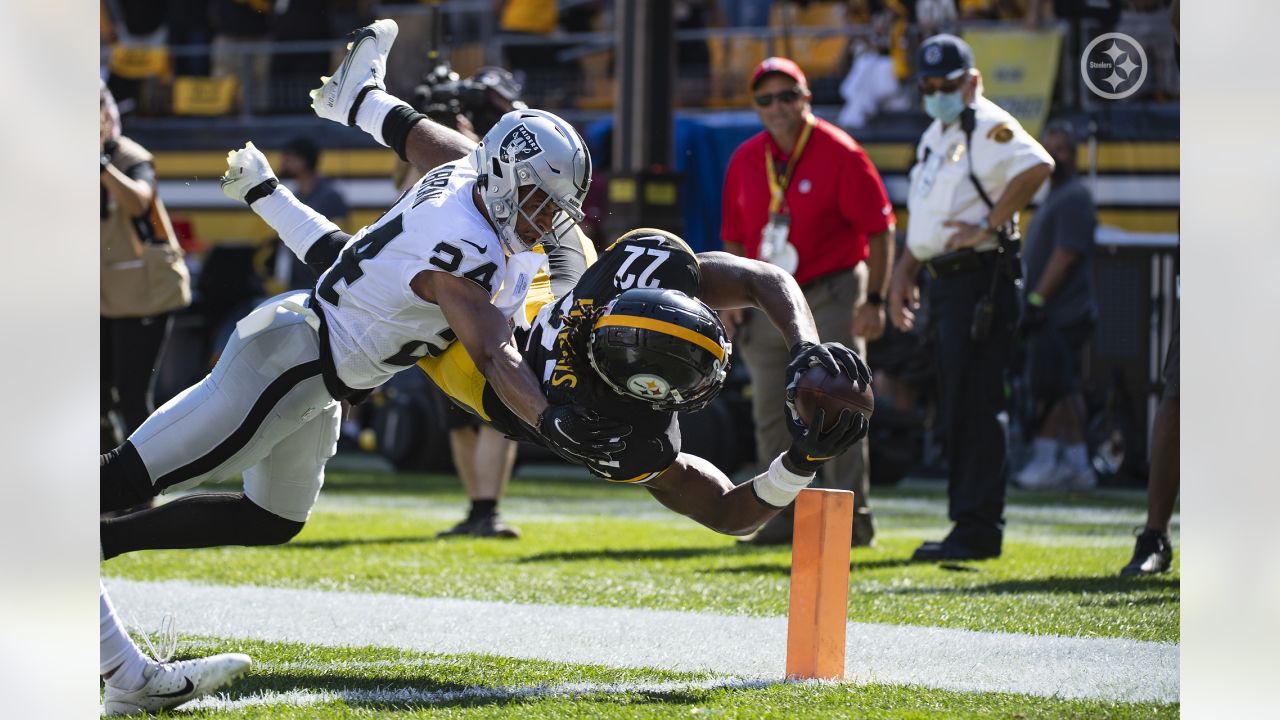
[587,288,731,412]
[627,374,671,400]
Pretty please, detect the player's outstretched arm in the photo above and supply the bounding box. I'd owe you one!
[642,453,782,536]
[414,270,630,461]
[645,409,867,536]
[221,142,349,271]
[696,252,819,349]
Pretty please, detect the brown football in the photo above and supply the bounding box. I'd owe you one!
[792,366,874,432]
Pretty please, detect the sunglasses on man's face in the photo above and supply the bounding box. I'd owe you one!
[753,88,805,107]
[919,76,967,96]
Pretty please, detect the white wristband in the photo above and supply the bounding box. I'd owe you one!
[252,186,340,261]
[751,453,815,508]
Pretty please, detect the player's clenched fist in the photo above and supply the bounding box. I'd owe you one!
[220,142,279,204]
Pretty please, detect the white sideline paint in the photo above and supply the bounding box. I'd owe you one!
[182,679,773,713]
[107,579,1178,704]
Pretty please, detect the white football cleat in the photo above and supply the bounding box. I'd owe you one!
[310,19,399,125]
[103,653,252,716]
[221,141,278,203]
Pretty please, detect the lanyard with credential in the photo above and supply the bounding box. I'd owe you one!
[765,116,815,215]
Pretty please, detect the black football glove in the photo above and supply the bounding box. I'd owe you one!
[784,341,871,433]
[537,404,632,463]
[785,341,871,396]
[784,407,868,474]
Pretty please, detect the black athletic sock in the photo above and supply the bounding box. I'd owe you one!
[100,492,304,560]
[468,498,498,522]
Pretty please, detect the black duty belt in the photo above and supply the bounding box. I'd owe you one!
[924,249,1000,279]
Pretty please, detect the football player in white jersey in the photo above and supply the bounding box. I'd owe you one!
[99,22,625,560]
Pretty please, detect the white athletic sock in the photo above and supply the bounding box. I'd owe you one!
[354,89,411,148]
[1063,443,1090,470]
[1030,437,1058,464]
[100,582,151,691]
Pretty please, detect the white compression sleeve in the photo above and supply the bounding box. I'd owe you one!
[354,89,412,148]
[251,185,341,262]
[751,453,815,508]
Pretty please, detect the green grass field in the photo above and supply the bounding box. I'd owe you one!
[105,461,1179,717]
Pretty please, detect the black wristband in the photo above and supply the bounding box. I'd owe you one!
[245,177,279,205]
[382,105,427,163]
[866,292,884,307]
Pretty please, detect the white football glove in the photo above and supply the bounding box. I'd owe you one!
[220,141,278,203]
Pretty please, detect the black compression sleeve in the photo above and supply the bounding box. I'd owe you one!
[382,105,428,163]
[303,230,351,274]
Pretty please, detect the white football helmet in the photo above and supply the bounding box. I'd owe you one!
[470,109,591,255]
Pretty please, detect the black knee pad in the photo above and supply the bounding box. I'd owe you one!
[237,496,306,546]
[101,441,156,513]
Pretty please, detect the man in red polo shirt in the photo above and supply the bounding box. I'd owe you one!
[721,57,896,546]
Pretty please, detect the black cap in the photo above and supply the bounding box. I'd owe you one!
[917,34,974,80]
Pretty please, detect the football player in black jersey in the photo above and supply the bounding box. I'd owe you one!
[419,228,871,535]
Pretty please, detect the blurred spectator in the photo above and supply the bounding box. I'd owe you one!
[496,0,562,105]
[1121,303,1176,575]
[102,0,170,109]
[721,57,895,547]
[838,36,907,129]
[272,0,340,104]
[168,0,213,76]
[265,137,349,293]
[1013,123,1098,491]
[100,82,192,450]
[722,0,772,27]
[1115,0,1179,99]
[959,0,1052,23]
[211,0,272,112]
[675,0,723,106]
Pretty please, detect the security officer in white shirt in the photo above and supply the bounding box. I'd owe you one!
[888,34,1053,561]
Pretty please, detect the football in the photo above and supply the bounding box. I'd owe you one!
[792,366,874,432]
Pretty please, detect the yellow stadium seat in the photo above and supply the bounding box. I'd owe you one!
[172,76,239,116]
[708,34,768,107]
[109,44,172,81]
[768,2,850,79]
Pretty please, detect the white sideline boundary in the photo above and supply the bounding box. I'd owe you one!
[108,579,1178,704]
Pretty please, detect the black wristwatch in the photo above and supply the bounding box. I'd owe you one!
[865,292,884,307]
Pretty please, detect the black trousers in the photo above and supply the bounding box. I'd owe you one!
[927,258,1019,547]
[101,313,174,446]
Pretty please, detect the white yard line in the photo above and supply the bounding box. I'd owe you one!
[108,578,1178,704]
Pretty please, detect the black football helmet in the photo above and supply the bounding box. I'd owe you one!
[586,288,731,412]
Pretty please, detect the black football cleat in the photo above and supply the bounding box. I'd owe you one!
[1120,528,1173,577]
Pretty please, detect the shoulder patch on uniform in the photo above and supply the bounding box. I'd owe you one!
[987,124,1014,143]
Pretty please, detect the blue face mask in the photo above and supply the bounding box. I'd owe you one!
[923,90,966,124]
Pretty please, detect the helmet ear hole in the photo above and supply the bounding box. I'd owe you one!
[490,157,503,178]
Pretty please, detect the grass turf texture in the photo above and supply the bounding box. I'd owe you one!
[106,467,1179,644]
[152,637,1178,719]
